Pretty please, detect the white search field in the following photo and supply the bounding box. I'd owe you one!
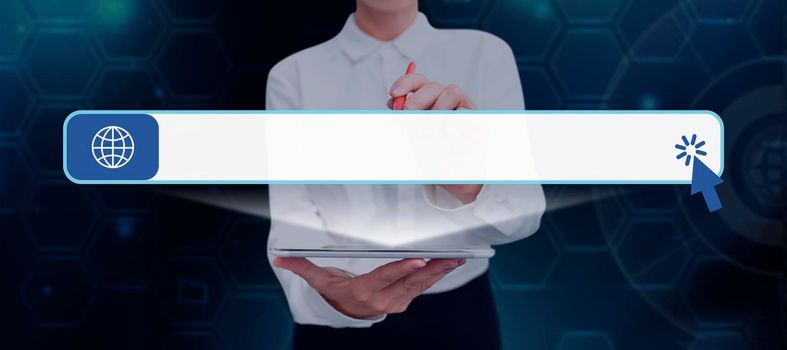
[64,111,723,184]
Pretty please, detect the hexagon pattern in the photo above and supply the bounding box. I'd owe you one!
[593,187,628,243]
[0,68,33,134]
[748,0,783,54]
[688,0,756,23]
[156,30,230,97]
[551,29,625,99]
[631,15,689,61]
[26,0,94,22]
[0,0,782,348]
[556,0,623,23]
[689,23,761,75]
[90,68,166,109]
[159,0,223,21]
[607,51,709,110]
[23,104,78,174]
[491,222,561,287]
[24,30,100,97]
[0,0,31,58]
[90,0,165,59]
[616,0,682,46]
[519,66,562,109]
[550,186,619,250]
[615,219,691,288]
[484,0,562,61]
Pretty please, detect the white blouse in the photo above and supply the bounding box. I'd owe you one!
[266,12,545,328]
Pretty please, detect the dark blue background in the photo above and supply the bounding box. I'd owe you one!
[65,113,159,181]
[0,0,784,349]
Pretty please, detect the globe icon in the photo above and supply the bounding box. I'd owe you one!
[740,127,785,218]
[92,126,134,169]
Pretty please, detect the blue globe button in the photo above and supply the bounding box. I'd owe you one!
[64,113,159,182]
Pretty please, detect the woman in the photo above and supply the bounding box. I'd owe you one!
[266,1,545,349]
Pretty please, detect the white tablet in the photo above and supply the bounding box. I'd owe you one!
[269,245,495,259]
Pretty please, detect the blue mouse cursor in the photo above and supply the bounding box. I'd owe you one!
[690,158,723,212]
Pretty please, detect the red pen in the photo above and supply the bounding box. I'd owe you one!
[393,61,416,110]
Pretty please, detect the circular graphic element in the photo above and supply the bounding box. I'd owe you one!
[597,0,785,336]
[732,114,785,219]
[92,126,134,169]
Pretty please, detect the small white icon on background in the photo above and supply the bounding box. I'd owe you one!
[92,126,134,169]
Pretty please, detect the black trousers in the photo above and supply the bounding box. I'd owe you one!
[292,273,501,350]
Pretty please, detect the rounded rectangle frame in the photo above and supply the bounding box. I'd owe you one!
[63,110,724,185]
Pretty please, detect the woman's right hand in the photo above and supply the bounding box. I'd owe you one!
[273,257,464,318]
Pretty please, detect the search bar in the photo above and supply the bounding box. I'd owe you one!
[63,111,723,184]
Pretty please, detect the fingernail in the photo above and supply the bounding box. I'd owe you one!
[389,83,403,96]
[412,260,426,270]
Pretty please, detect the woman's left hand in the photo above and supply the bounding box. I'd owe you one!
[388,74,482,204]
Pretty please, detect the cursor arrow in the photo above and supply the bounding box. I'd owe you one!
[690,157,723,212]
